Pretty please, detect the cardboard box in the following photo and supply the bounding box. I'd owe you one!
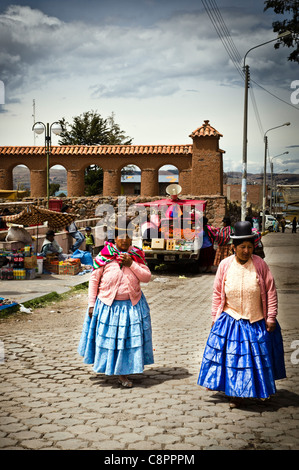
[24,255,37,269]
[166,239,176,250]
[151,238,165,249]
[44,262,59,274]
[59,264,80,275]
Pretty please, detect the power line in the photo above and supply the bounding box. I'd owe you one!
[201,0,264,138]
[201,0,299,115]
[201,0,244,79]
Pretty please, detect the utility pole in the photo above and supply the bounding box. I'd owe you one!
[241,64,250,221]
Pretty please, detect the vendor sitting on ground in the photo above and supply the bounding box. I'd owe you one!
[40,230,68,261]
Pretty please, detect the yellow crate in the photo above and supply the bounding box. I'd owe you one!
[166,239,176,250]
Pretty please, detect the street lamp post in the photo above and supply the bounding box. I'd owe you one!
[262,123,290,232]
[32,121,63,208]
[241,31,291,221]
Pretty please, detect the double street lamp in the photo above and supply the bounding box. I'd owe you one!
[32,121,63,208]
[241,30,292,221]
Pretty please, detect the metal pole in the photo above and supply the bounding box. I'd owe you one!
[241,65,250,221]
[270,161,273,214]
[262,136,268,232]
[46,123,50,209]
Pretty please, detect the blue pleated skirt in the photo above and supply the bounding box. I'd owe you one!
[78,293,154,376]
[197,312,286,399]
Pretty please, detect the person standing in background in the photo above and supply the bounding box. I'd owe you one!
[61,205,85,253]
[85,227,95,254]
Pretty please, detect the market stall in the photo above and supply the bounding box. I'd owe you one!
[134,185,207,270]
[0,204,79,281]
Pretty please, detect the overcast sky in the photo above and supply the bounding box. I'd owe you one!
[0,0,298,176]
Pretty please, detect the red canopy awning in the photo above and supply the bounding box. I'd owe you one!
[135,198,207,209]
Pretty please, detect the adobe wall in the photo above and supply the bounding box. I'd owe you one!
[5,194,226,226]
[0,120,225,199]
[224,183,265,206]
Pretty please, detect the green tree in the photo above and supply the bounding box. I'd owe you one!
[58,111,132,195]
[264,0,299,63]
[49,183,60,196]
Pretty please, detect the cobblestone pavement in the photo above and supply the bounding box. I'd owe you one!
[0,232,299,451]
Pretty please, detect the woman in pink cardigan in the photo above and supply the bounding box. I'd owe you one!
[78,219,154,388]
[197,221,286,408]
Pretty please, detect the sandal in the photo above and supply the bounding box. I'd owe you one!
[118,377,133,388]
[229,398,242,409]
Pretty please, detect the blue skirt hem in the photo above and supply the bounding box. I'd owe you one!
[198,312,286,399]
[78,293,154,376]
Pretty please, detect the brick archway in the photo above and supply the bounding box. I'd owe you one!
[0,121,224,197]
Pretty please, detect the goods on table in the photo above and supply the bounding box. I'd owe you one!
[58,258,81,275]
[0,297,18,311]
[44,256,81,275]
[0,246,37,280]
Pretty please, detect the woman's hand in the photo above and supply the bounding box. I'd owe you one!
[120,253,133,267]
[88,307,94,318]
[266,321,276,333]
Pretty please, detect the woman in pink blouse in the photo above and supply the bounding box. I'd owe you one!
[198,221,286,408]
[78,219,154,388]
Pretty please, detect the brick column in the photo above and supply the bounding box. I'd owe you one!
[0,168,13,190]
[140,168,159,197]
[30,170,47,197]
[179,169,192,195]
[191,139,223,195]
[67,169,85,197]
[103,169,120,196]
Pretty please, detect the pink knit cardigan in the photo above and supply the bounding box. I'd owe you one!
[88,260,152,307]
[212,254,278,323]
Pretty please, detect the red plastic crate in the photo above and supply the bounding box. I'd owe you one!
[49,199,63,212]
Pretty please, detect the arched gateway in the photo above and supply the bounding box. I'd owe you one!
[0,120,224,198]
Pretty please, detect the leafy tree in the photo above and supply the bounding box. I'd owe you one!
[264,0,299,63]
[107,112,133,145]
[49,183,60,196]
[58,111,132,195]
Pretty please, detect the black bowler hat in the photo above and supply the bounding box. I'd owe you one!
[230,221,255,239]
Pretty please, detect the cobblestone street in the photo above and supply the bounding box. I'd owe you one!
[0,232,299,451]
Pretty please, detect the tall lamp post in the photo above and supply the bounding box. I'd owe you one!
[32,121,63,208]
[262,123,290,232]
[241,31,291,221]
[269,152,289,214]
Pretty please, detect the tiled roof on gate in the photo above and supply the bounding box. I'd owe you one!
[190,120,223,138]
[0,144,193,156]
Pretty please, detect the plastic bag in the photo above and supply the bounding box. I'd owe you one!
[71,249,93,266]
[6,226,33,244]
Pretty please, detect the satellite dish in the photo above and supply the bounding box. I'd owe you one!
[166,184,182,196]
